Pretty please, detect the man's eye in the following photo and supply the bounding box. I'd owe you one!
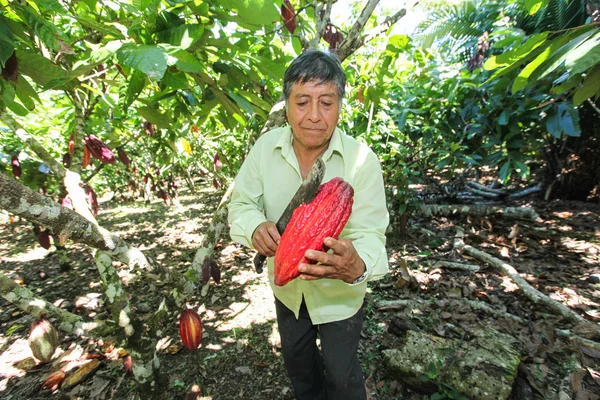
[321,102,332,107]
[296,102,307,107]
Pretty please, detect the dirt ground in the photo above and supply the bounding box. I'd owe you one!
[1,180,599,400]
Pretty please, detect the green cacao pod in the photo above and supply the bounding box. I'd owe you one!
[179,309,203,350]
[274,177,354,286]
[28,316,59,362]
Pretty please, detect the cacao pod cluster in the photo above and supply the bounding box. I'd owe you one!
[281,0,296,34]
[179,309,203,350]
[202,258,221,285]
[28,315,59,362]
[274,177,354,286]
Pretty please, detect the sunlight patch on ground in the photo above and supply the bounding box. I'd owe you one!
[1,246,48,263]
[0,338,31,391]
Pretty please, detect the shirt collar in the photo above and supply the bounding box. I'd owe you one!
[274,126,344,162]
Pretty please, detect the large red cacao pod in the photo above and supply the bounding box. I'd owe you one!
[179,309,203,350]
[274,177,354,286]
[281,0,296,34]
[84,135,116,164]
[28,316,59,362]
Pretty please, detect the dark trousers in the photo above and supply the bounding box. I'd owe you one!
[275,297,366,400]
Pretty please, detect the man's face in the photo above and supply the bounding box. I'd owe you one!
[286,80,340,154]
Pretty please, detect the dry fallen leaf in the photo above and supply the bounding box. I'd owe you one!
[61,359,101,390]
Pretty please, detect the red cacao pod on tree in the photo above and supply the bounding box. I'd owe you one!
[28,315,59,362]
[82,145,91,169]
[117,146,130,167]
[38,230,52,249]
[179,309,203,350]
[82,183,98,216]
[68,134,75,155]
[11,155,21,179]
[274,177,354,286]
[84,135,116,164]
[281,0,296,34]
[62,153,71,168]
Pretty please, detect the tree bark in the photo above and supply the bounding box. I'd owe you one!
[0,272,116,337]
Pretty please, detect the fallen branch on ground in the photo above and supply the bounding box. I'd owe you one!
[453,227,588,326]
[414,204,540,220]
[433,260,481,272]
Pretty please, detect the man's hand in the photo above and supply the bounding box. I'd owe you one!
[252,221,281,257]
[298,237,365,283]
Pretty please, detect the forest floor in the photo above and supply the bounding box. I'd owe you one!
[1,178,600,400]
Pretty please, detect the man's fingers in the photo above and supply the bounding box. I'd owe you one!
[267,224,281,243]
[323,237,347,255]
[298,263,334,278]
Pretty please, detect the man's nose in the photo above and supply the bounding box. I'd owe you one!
[308,101,321,122]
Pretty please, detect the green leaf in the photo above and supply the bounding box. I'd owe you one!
[388,34,411,52]
[7,99,29,116]
[565,31,600,77]
[73,16,125,39]
[573,64,600,106]
[511,34,572,93]
[155,24,204,50]
[499,160,510,182]
[226,89,254,114]
[174,51,203,73]
[0,20,15,68]
[14,76,40,110]
[292,36,302,55]
[131,0,154,11]
[17,5,62,51]
[136,105,171,128]
[524,0,548,15]
[551,74,581,95]
[220,0,279,26]
[557,101,580,137]
[546,106,561,138]
[16,51,67,86]
[162,71,189,90]
[117,45,169,80]
[498,109,509,125]
[484,32,548,71]
[533,28,597,81]
[122,70,146,111]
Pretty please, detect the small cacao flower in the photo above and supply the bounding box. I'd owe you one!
[84,135,116,164]
[179,309,203,351]
[11,155,21,179]
[28,315,59,362]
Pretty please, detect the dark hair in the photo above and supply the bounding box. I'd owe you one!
[283,50,346,103]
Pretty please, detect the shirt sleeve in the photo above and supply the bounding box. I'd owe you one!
[227,143,268,249]
[341,147,389,283]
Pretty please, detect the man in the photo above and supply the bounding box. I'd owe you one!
[228,50,389,400]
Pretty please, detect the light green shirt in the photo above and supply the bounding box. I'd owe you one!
[228,126,389,324]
